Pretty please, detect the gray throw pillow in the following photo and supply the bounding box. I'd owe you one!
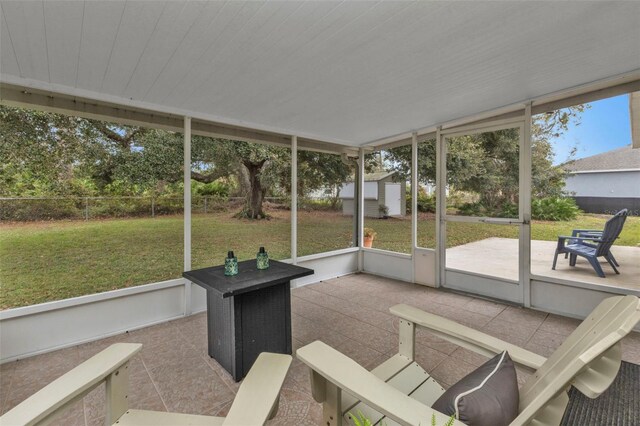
[431,351,519,426]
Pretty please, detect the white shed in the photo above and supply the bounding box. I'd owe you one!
[563,145,640,214]
[340,172,407,218]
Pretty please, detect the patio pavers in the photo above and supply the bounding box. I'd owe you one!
[1,273,639,425]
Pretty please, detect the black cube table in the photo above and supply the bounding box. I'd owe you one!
[183,260,313,381]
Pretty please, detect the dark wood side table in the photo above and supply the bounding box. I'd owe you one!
[183,260,313,381]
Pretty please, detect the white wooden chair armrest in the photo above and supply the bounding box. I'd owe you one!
[297,341,465,426]
[390,304,546,371]
[0,343,142,426]
[223,352,292,426]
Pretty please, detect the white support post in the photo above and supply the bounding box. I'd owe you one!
[411,132,418,280]
[357,147,365,271]
[291,135,298,264]
[521,104,533,307]
[435,127,445,288]
[183,116,192,315]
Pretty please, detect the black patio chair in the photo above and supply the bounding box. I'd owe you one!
[552,209,627,278]
[565,208,628,266]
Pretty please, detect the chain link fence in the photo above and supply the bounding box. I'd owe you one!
[0,196,287,222]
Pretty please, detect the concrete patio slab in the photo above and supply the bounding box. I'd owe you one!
[447,238,640,291]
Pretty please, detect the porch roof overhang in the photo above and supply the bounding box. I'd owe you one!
[1,1,640,149]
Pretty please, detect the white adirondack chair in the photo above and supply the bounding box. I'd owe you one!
[297,295,640,426]
[0,343,291,426]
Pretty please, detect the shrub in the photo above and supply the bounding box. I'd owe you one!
[500,202,519,219]
[457,202,483,216]
[406,193,436,213]
[455,198,579,221]
[194,181,230,197]
[532,197,580,221]
[417,194,436,213]
[89,198,153,218]
[298,198,342,212]
[0,198,82,221]
[193,195,230,213]
[153,197,184,216]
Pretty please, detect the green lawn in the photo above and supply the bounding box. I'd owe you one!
[1,211,638,309]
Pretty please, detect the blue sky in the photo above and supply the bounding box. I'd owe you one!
[549,94,632,165]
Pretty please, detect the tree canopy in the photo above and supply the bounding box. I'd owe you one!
[0,106,354,218]
[381,106,586,212]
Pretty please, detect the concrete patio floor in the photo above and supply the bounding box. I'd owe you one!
[1,273,639,425]
[447,238,640,291]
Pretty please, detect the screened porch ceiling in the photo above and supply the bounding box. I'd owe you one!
[1,0,640,149]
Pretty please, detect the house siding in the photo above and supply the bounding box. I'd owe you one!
[565,171,640,198]
[341,199,384,217]
[572,197,640,215]
[342,199,355,216]
[564,170,640,215]
[364,200,380,217]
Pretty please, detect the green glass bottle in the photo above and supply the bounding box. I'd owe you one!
[256,246,269,270]
[224,251,238,276]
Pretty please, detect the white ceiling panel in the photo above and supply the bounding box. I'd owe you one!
[75,1,125,90]
[1,1,639,146]
[195,1,406,113]
[141,1,229,104]
[100,1,166,95]
[183,0,297,111]
[123,1,206,100]
[164,1,266,108]
[0,5,20,76]
[2,1,49,82]
[43,1,83,87]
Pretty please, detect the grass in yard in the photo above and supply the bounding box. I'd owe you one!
[1,217,184,309]
[531,215,640,246]
[0,210,354,309]
[1,211,638,309]
[378,213,640,250]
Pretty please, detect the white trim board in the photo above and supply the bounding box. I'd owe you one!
[444,270,522,304]
[0,278,185,320]
[363,250,413,283]
[413,247,436,287]
[292,251,359,288]
[569,169,640,174]
[0,75,353,148]
[530,279,640,332]
[0,284,186,362]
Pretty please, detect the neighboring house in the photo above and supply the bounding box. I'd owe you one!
[340,172,406,218]
[563,145,640,214]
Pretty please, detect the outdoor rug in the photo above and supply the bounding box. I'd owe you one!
[560,361,639,425]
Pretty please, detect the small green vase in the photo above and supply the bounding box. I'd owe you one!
[256,246,269,270]
[224,251,238,276]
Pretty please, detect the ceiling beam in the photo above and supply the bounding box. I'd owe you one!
[0,83,358,155]
[631,91,640,149]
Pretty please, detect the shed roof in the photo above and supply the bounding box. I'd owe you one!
[564,145,640,173]
[364,172,396,182]
[1,1,639,147]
